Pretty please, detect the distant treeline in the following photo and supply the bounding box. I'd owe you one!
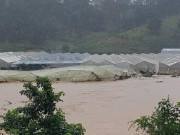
[0,0,180,46]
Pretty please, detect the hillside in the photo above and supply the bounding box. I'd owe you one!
[75,15,180,54]
[0,15,180,54]
[69,14,180,54]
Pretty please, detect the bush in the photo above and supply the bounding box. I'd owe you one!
[17,64,44,71]
[130,97,180,135]
[0,77,85,135]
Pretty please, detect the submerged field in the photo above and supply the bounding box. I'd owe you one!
[0,76,180,135]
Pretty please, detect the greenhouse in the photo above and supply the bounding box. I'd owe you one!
[82,54,135,73]
[0,59,11,69]
[0,65,131,82]
[158,62,169,74]
[119,55,155,73]
[168,62,180,74]
[43,65,130,81]
[0,51,47,69]
[82,54,116,66]
[0,70,36,82]
[109,54,133,70]
[128,53,180,74]
[161,48,180,54]
[13,53,90,68]
[1,52,180,76]
[37,70,99,82]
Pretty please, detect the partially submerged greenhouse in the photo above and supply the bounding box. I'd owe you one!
[1,52,180,77]
[0,70,36,82]
[109,54,133,71]
[168,62,180,74]
[158,62,169,74]
[37,65,130,81]
[129,53,180,74]
[0,65,131,82]
[82,54,135,73]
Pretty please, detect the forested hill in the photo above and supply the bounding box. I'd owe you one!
[0,0,180,54]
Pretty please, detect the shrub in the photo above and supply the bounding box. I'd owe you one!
[0,77,85,135]
[130,97,180,135]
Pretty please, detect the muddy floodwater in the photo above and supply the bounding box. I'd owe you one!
[0,76,180,135]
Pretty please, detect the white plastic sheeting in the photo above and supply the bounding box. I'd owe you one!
[82,54,115,66]
[13,53,90,67]
[161,48,180,54]
[0,65,131,82]
[82,54,135,73]
[0,52,47,68]
[1,52,180,74]
[131,53,180,74]
[81,53,180,74]
[109,54,132,68]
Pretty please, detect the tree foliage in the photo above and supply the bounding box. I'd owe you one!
[130,97,180,135]
[0,77,85,135]
[0,0,180,51]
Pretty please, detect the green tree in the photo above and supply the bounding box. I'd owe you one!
[101,0,132,32]
[0,77,85,135]
[177,19,180,33]
[62,0,91,36]
[130,97,180,135]
[62,45,70,53]
[147,17,162,35]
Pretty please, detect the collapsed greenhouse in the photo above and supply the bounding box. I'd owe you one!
[0,51,180,82]
[0,65,130,82]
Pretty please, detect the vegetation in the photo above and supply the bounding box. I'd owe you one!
[0,77,85,135]
[16,64,44,71]
[130,97,180,135]
[0,0,180,53]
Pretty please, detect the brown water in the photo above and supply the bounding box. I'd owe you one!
[0,76,180,135]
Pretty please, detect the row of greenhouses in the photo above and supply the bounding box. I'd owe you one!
[82,53,180,74]
[1,52,180,74]
[12,52,90,68]
[131,53,180,74]
[0,52,48,69]
[0,65,130,82]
